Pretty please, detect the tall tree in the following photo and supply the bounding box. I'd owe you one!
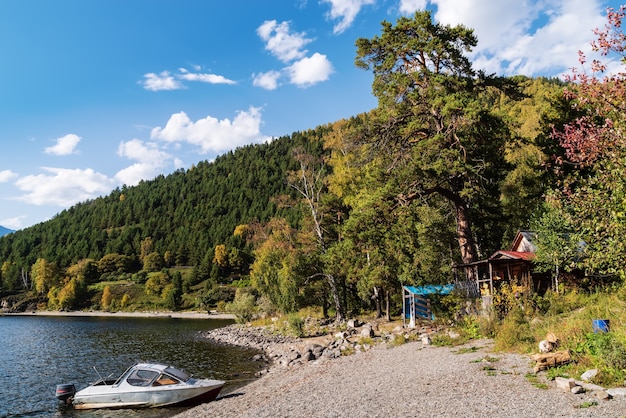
[354,11,513,265]
[288,147,345,321]
[550,6,626,278]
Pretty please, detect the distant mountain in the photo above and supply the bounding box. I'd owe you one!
[0,226,14,237]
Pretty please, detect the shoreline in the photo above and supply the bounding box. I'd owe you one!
[176,337,626,418]
[3,309,236,320]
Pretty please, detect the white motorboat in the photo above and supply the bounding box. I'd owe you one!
[56,363,225,409]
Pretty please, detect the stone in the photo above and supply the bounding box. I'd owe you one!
[287,350,300,361]
[581,369,599,382]
[312,346,325,359]
[448,330,460,339]
[421,335,431,345]
[607,387,626,398]
[335,331,348,339]
[347,319,360,329]
[538,340,553,353]
[360,326,374,338]
[555,377,577,392]
[571,386,585,394]
[303,343,322,354]
[576,381,606,392]
[593,390,611,401]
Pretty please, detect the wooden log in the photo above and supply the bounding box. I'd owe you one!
[531,350,572,373]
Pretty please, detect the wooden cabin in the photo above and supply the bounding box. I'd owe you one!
[455,231,552,299]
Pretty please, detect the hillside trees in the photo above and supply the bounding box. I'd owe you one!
[0,132,310,275]
[354,11,513,267]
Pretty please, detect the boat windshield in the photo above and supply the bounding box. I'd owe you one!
[163,366,190,382]
[126,369,159,387]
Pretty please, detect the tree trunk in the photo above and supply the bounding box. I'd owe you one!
[326,274,344,322]
[456,201,477,265]
[372,286,382,319]
[417,185,478,266]
[384,290,391,321]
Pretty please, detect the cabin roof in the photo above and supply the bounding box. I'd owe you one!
[490,250,535,261]
[510,230,537,253]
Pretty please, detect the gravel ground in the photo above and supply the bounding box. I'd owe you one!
[175,339,626,418]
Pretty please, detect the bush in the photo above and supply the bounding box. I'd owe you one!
[494,308,535,351]
[287,314,305,337]
[574,332,626,385]
[225,288,256,324]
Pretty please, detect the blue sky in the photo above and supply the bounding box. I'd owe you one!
[0,0,622,230]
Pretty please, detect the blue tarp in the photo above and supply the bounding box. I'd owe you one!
[403,284,454,296]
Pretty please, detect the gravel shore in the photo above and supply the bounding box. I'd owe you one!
[176,338,626,417]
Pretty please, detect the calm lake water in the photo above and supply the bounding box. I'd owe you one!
[0,315,263,418]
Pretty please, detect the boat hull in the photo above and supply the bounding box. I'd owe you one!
[72,380,224,410]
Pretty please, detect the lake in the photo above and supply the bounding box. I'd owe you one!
[0,315,263,418]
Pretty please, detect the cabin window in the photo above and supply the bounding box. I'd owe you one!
[153,374,180,386]
[126,369,159,387]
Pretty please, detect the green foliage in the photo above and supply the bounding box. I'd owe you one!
[531,200,581,277]
[145,272,170,297]
[524,373,549,390]
[0,130,313,290]
[101,285,112,310]
[456,315,481,340]
[544,365,570,381]
[143,252,164,272]
[250,219,301,314]
[162,273,183,311]
[202,285,236,308]
[354,11,519,267]
[286,313,305,337]
[574,332,626,384]
[225,288,257,324]
[575,401,598,409]
[493,308,535,352]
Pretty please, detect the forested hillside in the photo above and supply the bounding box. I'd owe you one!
[0,128,326,293]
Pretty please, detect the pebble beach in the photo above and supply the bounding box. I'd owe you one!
[176,337,626,418]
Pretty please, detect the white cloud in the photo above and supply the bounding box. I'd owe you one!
[396,0,610,77]
[45,133,81,156]
[0,216,24,230]
[257,20,312,63]
[150,107,270,154]
[286,53,334,87]
[178,68,236,84]
[253,70,282,90]
[114,139,172,186]
[142,71,184,91]
[323,0,376,34]
[14,167,115,207]
[254,20,334,89]
[0,169,18,183]
[399,0,428,14]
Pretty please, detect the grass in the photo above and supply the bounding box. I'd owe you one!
[575,400,598,409]
[491,286,626,387]
[452,346,480,354]
[525,373,549,390]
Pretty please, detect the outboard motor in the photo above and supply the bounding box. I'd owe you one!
[55,384,76,403]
